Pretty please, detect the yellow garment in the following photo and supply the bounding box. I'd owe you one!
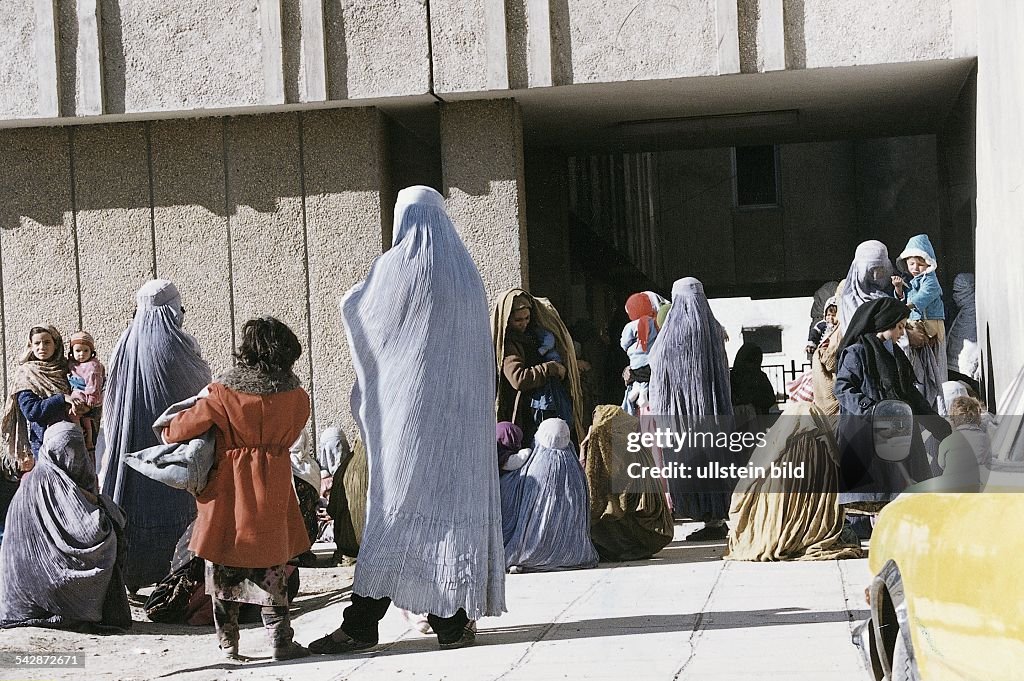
[581,405,673,561]
[726,402,863,561]
[345,439,368,544]
[491,288,584,443]
[812,280,843,416]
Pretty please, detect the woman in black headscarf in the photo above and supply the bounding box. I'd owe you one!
[834,298,950,507]
[730,343,777,416]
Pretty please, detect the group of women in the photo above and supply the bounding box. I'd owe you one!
[729,240,956,560]
[493,236,968,567]
[0,283,316,659]
[0,183,972,661]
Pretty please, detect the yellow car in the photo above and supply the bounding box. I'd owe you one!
[855,492,1024,680]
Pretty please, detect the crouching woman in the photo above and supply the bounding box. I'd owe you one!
[163,317,312,661]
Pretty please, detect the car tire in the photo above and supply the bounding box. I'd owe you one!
[890,629,919,681]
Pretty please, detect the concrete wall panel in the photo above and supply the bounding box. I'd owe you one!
[225,114,311,390]
[301,108,385,438]
[0,128,78,392]
[553,0,718,85]
[104,0,265,113]
[329,0,430,99]
[72,123,154,363]
[785,0,953,69]
[150,117,234,375]
[1,4,43,118]
[440,99,528,304]
[429,0,489,94]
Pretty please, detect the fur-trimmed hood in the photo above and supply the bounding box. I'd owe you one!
[216,364,301,395]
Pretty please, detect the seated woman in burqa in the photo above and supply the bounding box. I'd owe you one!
[0,422,130,631]
[501,418,599,573]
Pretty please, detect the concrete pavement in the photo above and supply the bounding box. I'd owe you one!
[0,522,872,681]
[214,522,869,680]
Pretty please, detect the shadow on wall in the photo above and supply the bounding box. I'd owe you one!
[101,0,126,114]
[282,0,302,104]
[0,111,391,230]
[56,0,79,118]
[324,0,349,100]
[783,0,807,70]
[550,0,574,86]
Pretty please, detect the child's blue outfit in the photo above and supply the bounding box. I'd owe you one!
[529,327,574,431]
[895,233,947,413]
[620,317,659,415]
[620,318,658,370]
[896,236,945,321]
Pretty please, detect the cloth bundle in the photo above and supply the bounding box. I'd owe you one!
[123,391,215,496]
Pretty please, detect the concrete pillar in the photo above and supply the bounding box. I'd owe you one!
[72,123,154,363]
[440,98,529,305]
[225,113,310,392]
[301,108,387,440]
[150,117,234,375]
[0,127,77,392]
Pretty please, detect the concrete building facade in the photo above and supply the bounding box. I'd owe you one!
[2,0,1020,435]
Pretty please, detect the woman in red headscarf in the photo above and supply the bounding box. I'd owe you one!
[620,291,667,415]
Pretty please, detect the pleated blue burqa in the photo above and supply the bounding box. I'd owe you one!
[501,418,599,572]
[0,423,130,629]
[341,186,505,619]
[97,280,211,590]
[648,277,733,521]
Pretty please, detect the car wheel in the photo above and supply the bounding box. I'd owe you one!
[890,629,919,681]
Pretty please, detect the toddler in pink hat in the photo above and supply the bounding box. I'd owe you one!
[67,331,105,453]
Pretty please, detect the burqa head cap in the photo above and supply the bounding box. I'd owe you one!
[136,279,181,311]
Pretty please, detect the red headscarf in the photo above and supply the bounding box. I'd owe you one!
[625,293,658,352]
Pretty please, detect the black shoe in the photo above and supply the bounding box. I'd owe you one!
[685,524,729,541]
[438,625,477,650]
[307,630,377,655]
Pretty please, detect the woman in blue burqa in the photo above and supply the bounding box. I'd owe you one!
[308,186,504,654]
[98,280,211,592]
[501,418,599,572]
[1,422,130,630]
[648,277,734,541]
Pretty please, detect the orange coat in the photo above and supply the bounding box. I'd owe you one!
[164,382,312,568]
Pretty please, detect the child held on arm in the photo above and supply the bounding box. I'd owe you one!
[67,331,105,452]
[620,292,664,415]
[805,299,838,360]
[892,234,946,409]
[529,327,574,430]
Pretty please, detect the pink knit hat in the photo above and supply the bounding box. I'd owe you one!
[69,331,96,352]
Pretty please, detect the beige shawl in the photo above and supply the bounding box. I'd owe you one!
[491,288,584,443]
[1,326,70,474]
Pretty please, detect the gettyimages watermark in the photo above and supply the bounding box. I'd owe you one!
[598,413,1024,495]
